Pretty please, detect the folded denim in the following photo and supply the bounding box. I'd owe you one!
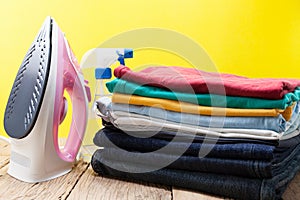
[98,96,300,135]
[113,111,300,141]
[94,127,299,162]
[112,112,284,140]
[107,78,300,109]
[94,126,300,178]
[98,144,300,178]
[111,103,289,132]
[112,93,294,121]
[282,112,300,138]
[97,98,287,140]
[279,127,300,146]
[92,148,300,200]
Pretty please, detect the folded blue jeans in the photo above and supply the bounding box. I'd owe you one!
[95,127,299,162]
[112,103,298,132]
[92,148,300,200]
[97,97,300,140]
[96,139,300,178]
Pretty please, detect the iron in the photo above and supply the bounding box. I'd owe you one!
[3,16,91,182]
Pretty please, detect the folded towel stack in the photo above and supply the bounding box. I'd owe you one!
[91,65,300,200]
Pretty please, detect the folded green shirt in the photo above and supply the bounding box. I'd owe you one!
[106,78,300,109]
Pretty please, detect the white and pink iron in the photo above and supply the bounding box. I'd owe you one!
[3,16,91,182]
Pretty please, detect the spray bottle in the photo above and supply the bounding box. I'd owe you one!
[93,49,133,114]
[79,48,133,160]
[93,48,133,100]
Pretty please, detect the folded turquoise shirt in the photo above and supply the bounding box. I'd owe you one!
[106,78,300,109]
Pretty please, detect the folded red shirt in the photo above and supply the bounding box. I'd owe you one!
[114,65,300,100]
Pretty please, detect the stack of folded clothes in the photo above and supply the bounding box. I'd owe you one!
[91,65,300,200]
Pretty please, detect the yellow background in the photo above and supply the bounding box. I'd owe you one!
[1,0,300,138]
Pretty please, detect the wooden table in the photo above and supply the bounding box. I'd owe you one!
[0,140,299,200]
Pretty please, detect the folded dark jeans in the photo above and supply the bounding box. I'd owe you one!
[94,126,297,162]
[97,140,300,178]
[92,148,300,200]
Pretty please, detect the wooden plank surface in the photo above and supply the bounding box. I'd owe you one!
[1,139,300,200]
[67,165,172,200]
[282,172,300,200]
[0,139,90,200]
[0,159,88,200]
[0,141,10,168]
[173,187,224,200]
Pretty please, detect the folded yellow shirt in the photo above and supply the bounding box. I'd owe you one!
[112,93,294,121]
